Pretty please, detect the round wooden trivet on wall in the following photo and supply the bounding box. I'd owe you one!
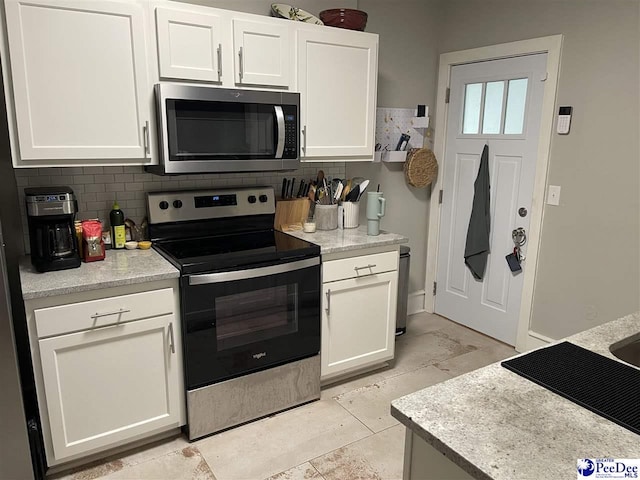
[404,147,438,188]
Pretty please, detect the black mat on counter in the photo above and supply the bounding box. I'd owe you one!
[501,341,640,436]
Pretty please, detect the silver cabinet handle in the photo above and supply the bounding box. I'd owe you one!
[143,121,150,156]
[90,308,130,321]
[325,289,331,316]
[238,46,244,82]
[168,322,175,354]
[302,125,307,156]
[354,264,377,277]
[217,43,222,81]
[354,264,377,271]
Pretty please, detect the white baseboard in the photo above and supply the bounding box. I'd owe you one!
[408,290,425,315]
[516,331,553,353]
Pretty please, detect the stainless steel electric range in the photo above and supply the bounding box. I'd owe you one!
[147,187,321,440]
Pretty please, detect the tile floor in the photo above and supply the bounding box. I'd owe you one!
[52,312,516,480]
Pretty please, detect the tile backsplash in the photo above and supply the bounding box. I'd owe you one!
[16,163,345,253]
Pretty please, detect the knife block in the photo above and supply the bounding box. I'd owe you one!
[275,198,311,231]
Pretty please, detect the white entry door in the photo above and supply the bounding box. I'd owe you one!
[435,54,547,345]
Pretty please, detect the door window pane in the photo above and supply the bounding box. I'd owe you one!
[462,83,482,134]
[481,81,504,134]
[504,78,528,134]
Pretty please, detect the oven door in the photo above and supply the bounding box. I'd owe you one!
[182,257,320,389]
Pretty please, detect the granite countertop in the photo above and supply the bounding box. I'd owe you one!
[287,225,408,254]
[391,312,640,480]
[20,248,179,300]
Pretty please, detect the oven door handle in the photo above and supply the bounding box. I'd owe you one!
[274,105,285,158]
[188,257,319,285]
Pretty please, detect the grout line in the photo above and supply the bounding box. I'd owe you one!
[332,397,375,436]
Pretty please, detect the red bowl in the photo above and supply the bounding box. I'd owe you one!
[319,9,368,31]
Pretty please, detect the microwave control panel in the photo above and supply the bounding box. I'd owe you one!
[283,104,298,159]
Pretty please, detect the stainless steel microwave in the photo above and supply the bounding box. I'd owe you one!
[147,84,300,175]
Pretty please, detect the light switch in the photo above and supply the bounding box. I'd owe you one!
[547,185,561,206]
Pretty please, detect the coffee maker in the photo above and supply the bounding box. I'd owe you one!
[25,186,81,272]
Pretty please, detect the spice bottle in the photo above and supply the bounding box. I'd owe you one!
[110,201,126,249]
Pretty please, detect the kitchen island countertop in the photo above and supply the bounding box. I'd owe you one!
[391,311,640,480]
[287,225,408,254]
[19,248,179,300]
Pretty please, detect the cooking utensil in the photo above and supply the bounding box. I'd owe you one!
[341,179,352,202]
[334,182,343,201]
[289,178,296,199]
[323,178,330,204]
[296,180,305,198]
[346,184,360,202]
[356,179,370,201]
[281,178,287,199]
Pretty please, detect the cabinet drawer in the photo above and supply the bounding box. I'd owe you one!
[35,288,175,338]
[323,251,398,283]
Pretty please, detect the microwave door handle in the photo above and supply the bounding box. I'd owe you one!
[274,105,285,158]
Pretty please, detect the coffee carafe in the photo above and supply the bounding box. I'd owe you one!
[25,187,81,272]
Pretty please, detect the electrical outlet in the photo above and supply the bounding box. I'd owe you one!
[547,185,561,206]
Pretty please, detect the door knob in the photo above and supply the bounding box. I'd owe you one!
[512,227,526,246]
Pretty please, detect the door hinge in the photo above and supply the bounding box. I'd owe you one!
[433,281,437,295]
[438,189,443,204]
[445,87,450,104]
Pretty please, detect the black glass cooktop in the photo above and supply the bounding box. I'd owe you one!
[154,229,319,274]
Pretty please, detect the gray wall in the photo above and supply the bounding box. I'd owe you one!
[436,0,640,338]
[347,0,441,293]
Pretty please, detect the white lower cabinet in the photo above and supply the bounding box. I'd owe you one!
[26,282,185,466]
[321,250,398,381]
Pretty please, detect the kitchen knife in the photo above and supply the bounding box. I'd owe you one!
[281,178,287,199]
[297,180,305,198]
[285,179,291,199]
[289,178,295,199]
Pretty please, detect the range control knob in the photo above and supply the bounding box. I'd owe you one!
[259,194,268,203]
[173,200,183,209]
[248,195,257,204]
[159,201,169,210]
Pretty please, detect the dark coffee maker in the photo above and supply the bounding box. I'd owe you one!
[25,186,81,272]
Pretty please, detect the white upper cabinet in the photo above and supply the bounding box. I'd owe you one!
[156,7,224,83]
[2,0,152,166]
[297,27,378,160]
[153,4,292,89]
[233,18,290,88]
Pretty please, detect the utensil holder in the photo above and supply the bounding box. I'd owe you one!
[342,201,360,229]
[315,204,338,230]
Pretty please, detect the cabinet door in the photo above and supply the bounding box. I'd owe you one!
[156,7,224,83]
[321,271,397,380]
[233,18,290,88]
[38,315,181,462]
[4,0,151,163]
[297,28,378,159]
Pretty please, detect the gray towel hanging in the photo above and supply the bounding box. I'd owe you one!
[464,144,491,280]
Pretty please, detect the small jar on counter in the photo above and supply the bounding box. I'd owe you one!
[81,220,105,262]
